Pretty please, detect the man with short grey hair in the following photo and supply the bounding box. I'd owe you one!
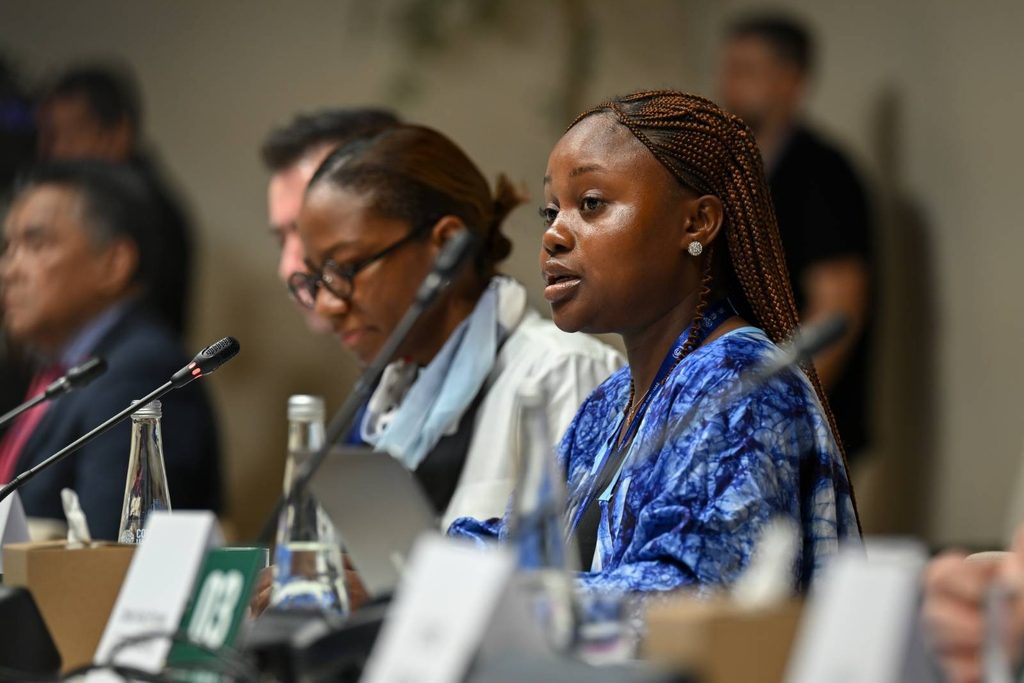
[0,160,220,538]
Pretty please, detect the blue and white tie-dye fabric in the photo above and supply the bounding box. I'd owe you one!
[449,326,859,594]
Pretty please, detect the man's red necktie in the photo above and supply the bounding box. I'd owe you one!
[0,364,65,484]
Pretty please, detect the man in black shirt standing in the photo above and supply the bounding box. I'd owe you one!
[719,14,874,458]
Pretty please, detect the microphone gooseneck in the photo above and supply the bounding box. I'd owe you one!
[571,314,850,565]
[637,313,849,467]
[0,357,109,431]
[0,338,240,504]
[255,230,479,543]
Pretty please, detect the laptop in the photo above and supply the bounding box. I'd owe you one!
[308,447,438,597]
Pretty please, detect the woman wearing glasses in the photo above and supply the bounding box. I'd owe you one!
[292,124,623,529]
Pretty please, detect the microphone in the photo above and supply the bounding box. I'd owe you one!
[0,357,108,430]
[256,230,480,542]
[571,314,851,565]
[646,313,850,461]
[0,337,240,504]
[45,357,108,398]
[170,336,241,388]
[412,229,477,305]
[752,315,848,380]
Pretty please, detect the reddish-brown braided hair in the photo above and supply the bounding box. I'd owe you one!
[572,90,857,517]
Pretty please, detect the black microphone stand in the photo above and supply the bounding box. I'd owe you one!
[0,338,239,504]
[570,314,852,565]
[256,230,478,544]
[0,357,107,430]
[0,382,174,504]
[0,393,49,430]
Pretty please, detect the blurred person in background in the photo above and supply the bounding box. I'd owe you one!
[719,13,874,461]
[0,160,220,539]
[0,55,36,198]
[924,528,1024,683]
[261,108,400,333]
[295,124,623,528]
[0,54,37,421]
[37,64,194,336]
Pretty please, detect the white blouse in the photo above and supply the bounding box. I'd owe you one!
[439,308,623,529]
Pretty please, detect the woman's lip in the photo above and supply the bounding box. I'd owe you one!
[339,328,365,346]
[544,276,581,303]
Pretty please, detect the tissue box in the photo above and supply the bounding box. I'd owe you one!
[3,541,135,672]
[642,596,803,683]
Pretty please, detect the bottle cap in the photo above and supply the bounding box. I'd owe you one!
[130,400,162,418]
[288,394,325,422]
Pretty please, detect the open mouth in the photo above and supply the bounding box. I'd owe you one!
[543,271,582,304]
[545,273,579,286]
[542,260,582,304]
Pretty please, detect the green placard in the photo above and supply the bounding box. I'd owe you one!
[166,546,266,680]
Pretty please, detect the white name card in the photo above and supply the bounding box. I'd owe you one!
[0,491,30,573]
[361,533,516,683]
[785,540,937,683]
[91,511,222,681]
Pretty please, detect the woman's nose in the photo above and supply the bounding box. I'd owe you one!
[542,215,575,256]
[313,285,349,319]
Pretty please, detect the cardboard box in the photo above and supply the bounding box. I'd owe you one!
[3,541,135,672]
[643,596,803,683]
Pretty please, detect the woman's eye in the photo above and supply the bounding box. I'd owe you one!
[581,196,604,212]
[539,206,559,225]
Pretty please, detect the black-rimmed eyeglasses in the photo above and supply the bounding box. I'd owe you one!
[287,228,428,309]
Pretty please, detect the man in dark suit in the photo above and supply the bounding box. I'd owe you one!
[37,64,194,337]
[0,160,220,539]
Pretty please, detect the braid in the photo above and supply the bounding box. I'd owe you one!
[573,90,858,524]
[680,243,715,358]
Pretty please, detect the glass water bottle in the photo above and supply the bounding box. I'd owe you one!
[117,400,172,544]
[506,384,577,651]
[270,395,349,616]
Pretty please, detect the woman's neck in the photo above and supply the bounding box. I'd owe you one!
[621,291,699,399]
[621,293,748,399]
[407,278,488,366]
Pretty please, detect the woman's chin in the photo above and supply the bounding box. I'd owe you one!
[549,303,594,335]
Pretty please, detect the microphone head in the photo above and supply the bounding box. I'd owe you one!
[794,315,849,362]
[193,336,241,374]
[42,356,108,398]
[170,337,241,388]
[65,357,107,389]
[434,229,479,277]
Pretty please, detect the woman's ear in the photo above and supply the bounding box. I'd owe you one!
[429,215,469,248]
[682,194,725,251]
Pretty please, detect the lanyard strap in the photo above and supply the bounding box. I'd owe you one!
[615,300,734,451]
[571,299,735,568]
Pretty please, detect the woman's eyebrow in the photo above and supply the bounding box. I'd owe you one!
[543,164,606,185]
[310,237,361,265]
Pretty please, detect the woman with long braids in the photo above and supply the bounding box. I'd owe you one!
[451,90,858,593]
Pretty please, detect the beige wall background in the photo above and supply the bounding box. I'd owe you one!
[1,0,1021,546]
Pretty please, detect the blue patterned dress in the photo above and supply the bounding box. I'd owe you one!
[449,325,859,594]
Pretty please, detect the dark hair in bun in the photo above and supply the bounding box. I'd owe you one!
[309,124,524,276]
